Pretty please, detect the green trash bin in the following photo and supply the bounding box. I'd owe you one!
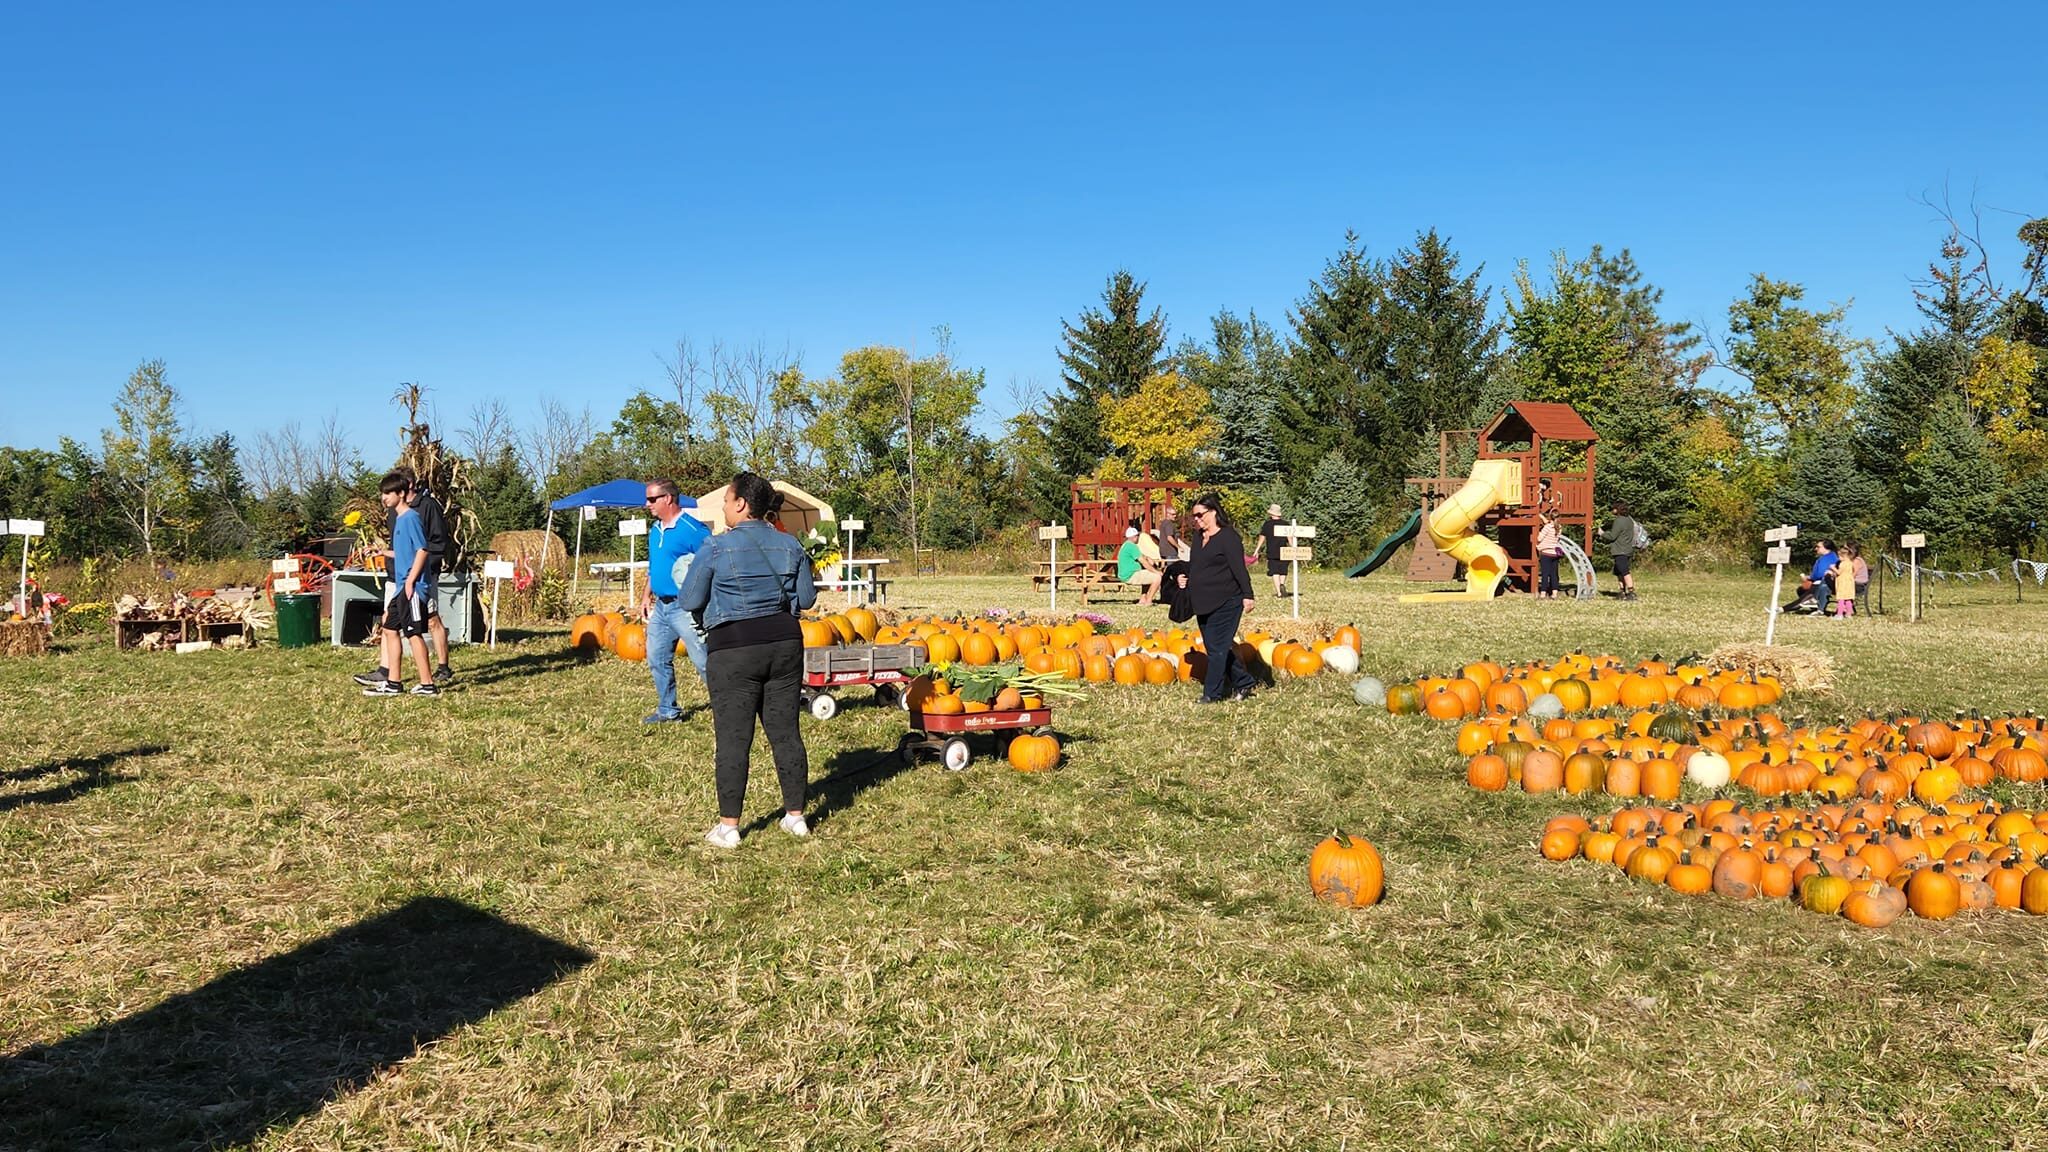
[275,593,321,648]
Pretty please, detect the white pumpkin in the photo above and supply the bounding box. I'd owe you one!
[1684,749,1732,789]
[1319,644,1360,676]
[1526,693,1565,720]
[1352,676,1386,707]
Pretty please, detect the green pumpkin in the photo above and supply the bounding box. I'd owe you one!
[1647,709,1697,744]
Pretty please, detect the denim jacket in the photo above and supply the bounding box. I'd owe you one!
[677,520,818,633]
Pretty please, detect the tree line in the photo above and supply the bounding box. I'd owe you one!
[4,214,2045,569]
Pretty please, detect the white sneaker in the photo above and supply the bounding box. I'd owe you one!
[704,823,741,849]
[779,812,810,838]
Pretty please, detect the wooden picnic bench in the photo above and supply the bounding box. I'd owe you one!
[1030,559,1138,604]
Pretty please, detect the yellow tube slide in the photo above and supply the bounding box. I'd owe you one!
[1398,458,1522,603]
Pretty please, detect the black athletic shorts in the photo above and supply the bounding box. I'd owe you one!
[419,570,441,618]
[382,589,428,638]
[1612,554,1633,578]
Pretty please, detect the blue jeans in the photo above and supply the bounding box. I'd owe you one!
[1197,599,1257,702]
[646,595,708,719]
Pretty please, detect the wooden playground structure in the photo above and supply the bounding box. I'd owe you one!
[1405,401,1599,593]
[1032,471,1199,603]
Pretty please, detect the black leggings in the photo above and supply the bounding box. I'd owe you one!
[1538,553,1560,595]
[705,638,809,819]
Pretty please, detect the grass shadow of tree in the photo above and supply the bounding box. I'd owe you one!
[0,896,593,1151]
[0,745,166,812]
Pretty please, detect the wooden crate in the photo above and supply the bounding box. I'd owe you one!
[192,620,256,648]
[804,644,923,676]
[115,617,188,652]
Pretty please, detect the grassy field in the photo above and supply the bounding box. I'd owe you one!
[5,569,2048,1150]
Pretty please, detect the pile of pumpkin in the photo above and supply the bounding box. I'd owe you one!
[1538,795,2048,925]
[1374,653,1784,721]
[568,611,651,660]
[1462,709,2048,801]
[810,612,1365,687]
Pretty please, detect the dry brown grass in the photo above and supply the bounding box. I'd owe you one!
[5,570,2048,1149]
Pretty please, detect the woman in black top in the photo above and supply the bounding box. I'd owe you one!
[1176,491,1258,702]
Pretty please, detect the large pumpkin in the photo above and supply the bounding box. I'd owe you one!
[614,623,648,662]
[800,619,837,649]
[1308,831,1385,908]
[568,613,607,652]
[1007,732,1061,773]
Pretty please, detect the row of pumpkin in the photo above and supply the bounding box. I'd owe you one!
[1368,652,1785,721]
[1463,709,2048,801]
[1539,797,2048,925]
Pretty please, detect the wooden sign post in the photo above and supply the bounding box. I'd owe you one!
[1273,522,1317,619]
[7,518,45,611]
[482,559,516,649]
[1039,525,1068,612]
[619,518,648,610]
[1901,532,1926,622]
[1762,525,1797,645]
[841,518,866,608]
[270,556,303,596]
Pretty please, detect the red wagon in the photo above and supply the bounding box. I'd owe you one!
[800,644,924,720]
[899,706,1054,771]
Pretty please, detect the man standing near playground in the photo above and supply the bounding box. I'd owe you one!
[1598,503,1641,601]
[642,478,711,724]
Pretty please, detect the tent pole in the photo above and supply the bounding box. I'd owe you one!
[572,513,585,598]
[539,508,554,573]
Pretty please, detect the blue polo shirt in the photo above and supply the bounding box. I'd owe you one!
[1808,552,1839,583]
[648,512,709,597]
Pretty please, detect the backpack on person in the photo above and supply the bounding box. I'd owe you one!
[1632,520,1651,551]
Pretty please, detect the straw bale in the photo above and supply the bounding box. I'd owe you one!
[1706,642,1835,693]
[488,530,571,578]
[1,620,51,657]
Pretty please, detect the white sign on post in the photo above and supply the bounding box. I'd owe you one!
[1902,533,1925,621]
[7,519,46,536]
[7,518,46,610]
[271,558,300,574]
[1038,525,1068,611]
[1274,522,1317,618]
[273,577,302,594]
[620,519,647,609]
[1762,526,1797,646]
[482,559,516,649]
[582,505,598,520]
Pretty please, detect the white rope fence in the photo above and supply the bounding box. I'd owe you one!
[1880,554,2048,585]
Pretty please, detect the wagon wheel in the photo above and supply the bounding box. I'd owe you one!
[897,733,920,765]
[809,692,839,721]
[872,683,899,709]
[266,553,337,598]
[942,738,972,772]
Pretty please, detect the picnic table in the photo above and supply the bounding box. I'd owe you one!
[818,557,892,606]
[1029,558,1134,604]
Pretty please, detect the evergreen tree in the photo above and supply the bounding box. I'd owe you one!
[191,431,254,558]
[1386,229,1500,444]
[1050,270,1169,477]
[469,446,543,539]
[1593,379,1697,537]
[1286,233,1398,496]
[1753,425,1887,548]
[1293,449,1377,559]
[1900,393,2003,560]
[1182,310,1283,489]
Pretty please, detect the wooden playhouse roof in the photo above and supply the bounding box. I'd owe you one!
[1483,401,1599,445]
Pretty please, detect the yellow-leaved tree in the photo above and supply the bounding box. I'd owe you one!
[1101,372,1221,481]
[1964,334,2044,460]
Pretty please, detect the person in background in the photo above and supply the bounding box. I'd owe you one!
[1253,503,1289,597]
[1783,539,1837,615]
[1849,544,1870,614]
[1156,505,1185,563]
[362,471,438,697]
[641,477,711,724]
[1598,503,1641,601]
[678,472,818,848]
[1176,491,1258,703]
[1117,520,1163,607]
[1832,545,1858,620]
[1535,510,1563,599]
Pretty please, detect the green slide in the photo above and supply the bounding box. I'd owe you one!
[1346,507,1423,578]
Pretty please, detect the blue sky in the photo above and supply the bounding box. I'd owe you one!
[3,2,2043,459]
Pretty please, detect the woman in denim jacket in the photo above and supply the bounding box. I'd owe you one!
[679,472,819,848]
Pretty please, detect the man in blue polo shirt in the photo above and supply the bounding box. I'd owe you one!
[642,478,710,723]
[1783,538,1837,614]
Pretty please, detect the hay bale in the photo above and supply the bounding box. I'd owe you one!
[488,530,571,578]
[1706,642,1835,693]
[1,620,51,657]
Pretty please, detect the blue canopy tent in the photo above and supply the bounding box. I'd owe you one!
[541,479,696,598]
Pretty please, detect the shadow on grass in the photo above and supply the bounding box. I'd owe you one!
[458,646,593,688]
[0,745,165,812]
[736,746,917,835]
[0,896,594,1152]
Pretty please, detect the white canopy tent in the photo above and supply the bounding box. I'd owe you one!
[694,480,833,538]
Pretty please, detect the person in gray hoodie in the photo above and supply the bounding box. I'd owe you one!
[1599,503,1640,601]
